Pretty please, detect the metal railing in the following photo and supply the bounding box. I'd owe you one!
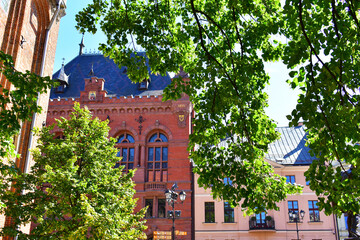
[249,219,275,230]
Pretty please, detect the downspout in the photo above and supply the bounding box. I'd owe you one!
[14,1,65,238]
[23,0,65,174]
[335,214,340,240]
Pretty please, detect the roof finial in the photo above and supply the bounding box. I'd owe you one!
[61,58,65,66]
[89,63,95,76]
[79,33,85,56]
[55,58,69,85]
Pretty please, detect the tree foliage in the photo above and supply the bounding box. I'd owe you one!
[76,0,360,215]
[0,50,54,159]
[282,0,360,217]
[0,50,55,210]
[0,103,146,239]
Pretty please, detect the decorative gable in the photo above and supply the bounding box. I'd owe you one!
[80,77,107,103]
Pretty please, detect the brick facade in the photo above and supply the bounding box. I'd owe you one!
[0,0,65,237]
[47,74,194,239]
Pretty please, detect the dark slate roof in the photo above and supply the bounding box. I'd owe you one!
[266,126,318,165]
[50,53,171,99]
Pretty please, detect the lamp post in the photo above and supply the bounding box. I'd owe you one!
[164,183,186,240]
[288,210,305,240]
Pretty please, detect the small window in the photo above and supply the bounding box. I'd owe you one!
[308,200,320,222]
[288,201,299,222]
[224,177,232,186]
[139,79,150,90]
[149,132,168,142]
[88,91,96,100]
[145,199,153,218]
[158,199,166,218]
[224,202,234,223]
[117,133,135,143]
[205,202,215,223]
[286,175,295,184]
[55,84,65,93]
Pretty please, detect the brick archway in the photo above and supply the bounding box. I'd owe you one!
[110,126,139,141]
[141,124,173,142]
[30,0,50,75]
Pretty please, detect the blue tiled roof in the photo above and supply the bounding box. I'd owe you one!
[266,126,318,165]
[50,53,171,99]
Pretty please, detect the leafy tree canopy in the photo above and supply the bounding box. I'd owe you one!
[0,103,146,239]
[76,0,360,215]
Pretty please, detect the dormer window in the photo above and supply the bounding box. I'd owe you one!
[139,78,150,90]
[55,84,65,93]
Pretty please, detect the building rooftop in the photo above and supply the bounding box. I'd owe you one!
[266,126,317,165]
[216,126,317,166]
[50,53,171,99]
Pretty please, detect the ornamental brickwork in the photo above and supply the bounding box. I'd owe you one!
[47,65,194,239]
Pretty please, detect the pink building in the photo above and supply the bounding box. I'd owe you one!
[194,126,338,240]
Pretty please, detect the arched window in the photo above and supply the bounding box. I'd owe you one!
[146,132,168,182]
[115,133,135,172]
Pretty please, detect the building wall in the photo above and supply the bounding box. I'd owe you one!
[0,0,65,236]
[194,164,337,240]
[47,76,194,239]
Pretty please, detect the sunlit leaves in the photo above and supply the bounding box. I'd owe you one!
[283,0,360,215]
[75,0,302,214]
[0,51,55,159]
[76,0,360,216]
[0,103,146,239]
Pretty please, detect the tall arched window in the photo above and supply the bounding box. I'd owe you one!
[115,133,135,172]
[147,132,168,182]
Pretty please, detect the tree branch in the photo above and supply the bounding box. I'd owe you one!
[331,0,341,40]
[299,0,356,108]
[309,49,349,176]
[298,0,337,80]
[189,0,253,145]
[345,0,360,30]
[232,8,244,58]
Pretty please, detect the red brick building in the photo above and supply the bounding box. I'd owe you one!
[0,0,66,236]
[47,51,194,239]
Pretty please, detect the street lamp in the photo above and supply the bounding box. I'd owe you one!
[165,183,186,240]
[288,210,305,240]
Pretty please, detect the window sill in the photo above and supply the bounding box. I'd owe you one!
[222,222,237,224]
[287,221,304,224]
[203,222,217,224]
[308,221,323,224]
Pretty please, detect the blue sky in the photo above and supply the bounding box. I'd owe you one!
[53,1,300,127]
